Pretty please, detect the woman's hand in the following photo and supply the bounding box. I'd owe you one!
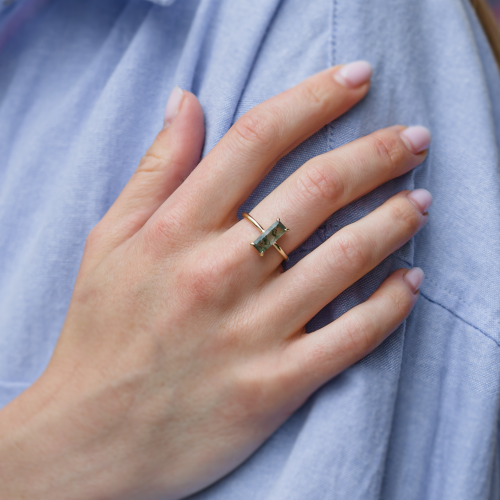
[0,61,431,500]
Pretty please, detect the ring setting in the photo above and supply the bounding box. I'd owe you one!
[242,212,290,260]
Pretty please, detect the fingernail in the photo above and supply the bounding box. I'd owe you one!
[333,61,373,88]
[404,267,425,293]
[407,189,433,214]
[400,126,431,154]
[163,86,184,128]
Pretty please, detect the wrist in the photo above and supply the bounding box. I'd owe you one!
[0,368,135,500]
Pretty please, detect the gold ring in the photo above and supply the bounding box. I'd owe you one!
[242,212,289,260]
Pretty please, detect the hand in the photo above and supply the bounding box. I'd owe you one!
[0,61,431,499]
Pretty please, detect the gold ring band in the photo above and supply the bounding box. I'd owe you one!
[242,212,289,261]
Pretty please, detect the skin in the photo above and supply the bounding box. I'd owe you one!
[0,65,429,499]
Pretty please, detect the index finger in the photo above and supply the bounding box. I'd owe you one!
[162,61,373,231]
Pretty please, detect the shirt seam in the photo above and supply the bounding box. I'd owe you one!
[390,254,499,345]
[326,0,337,153]
[419,292,500,348]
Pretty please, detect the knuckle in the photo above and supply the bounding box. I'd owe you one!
[295,161,345,204]
[331,230,369,271]
[341,314,377,357]
[147,203,188,251]
[136,154,169,174]
[388,199,421,234]
[85,225,100,246]
[180,252,232,306]
[84,225,103,255]
[369,132,406,175]
[387,283,414,318]
[300,80,328,107]
[232,110,279,152]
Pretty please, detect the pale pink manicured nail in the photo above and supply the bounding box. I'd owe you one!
[163,86,184,128]
[407,189,433,214]
[333,61,373,88]
[404,267,425,293]
[400,126,431,154]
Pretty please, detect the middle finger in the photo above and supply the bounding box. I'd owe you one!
[225,124,431,273]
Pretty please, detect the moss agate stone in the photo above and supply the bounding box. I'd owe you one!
[251,220,288,255]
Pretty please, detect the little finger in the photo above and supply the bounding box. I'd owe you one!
[282,267,424,394]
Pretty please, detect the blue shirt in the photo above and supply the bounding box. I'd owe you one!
[1,1,500,498]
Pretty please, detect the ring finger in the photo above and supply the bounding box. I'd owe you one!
[260,188,432,337]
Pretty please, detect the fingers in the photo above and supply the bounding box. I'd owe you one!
[253,125,430,257]
[86,88,204,261]
[161,62,373,231]
[282,267,424,394]
[226,125,431,273]
[260,189,432,333]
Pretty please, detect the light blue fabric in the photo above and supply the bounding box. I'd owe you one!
[1,0,500,498]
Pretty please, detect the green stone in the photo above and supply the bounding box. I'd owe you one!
[251,220,288,255]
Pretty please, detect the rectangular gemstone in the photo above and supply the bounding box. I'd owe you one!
[252,220,288,255]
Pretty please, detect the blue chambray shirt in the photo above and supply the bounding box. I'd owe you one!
[1,0,500,499]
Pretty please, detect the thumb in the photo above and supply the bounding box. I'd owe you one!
[87,87,205,261]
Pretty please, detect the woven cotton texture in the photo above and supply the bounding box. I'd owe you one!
[0,1,500,499]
